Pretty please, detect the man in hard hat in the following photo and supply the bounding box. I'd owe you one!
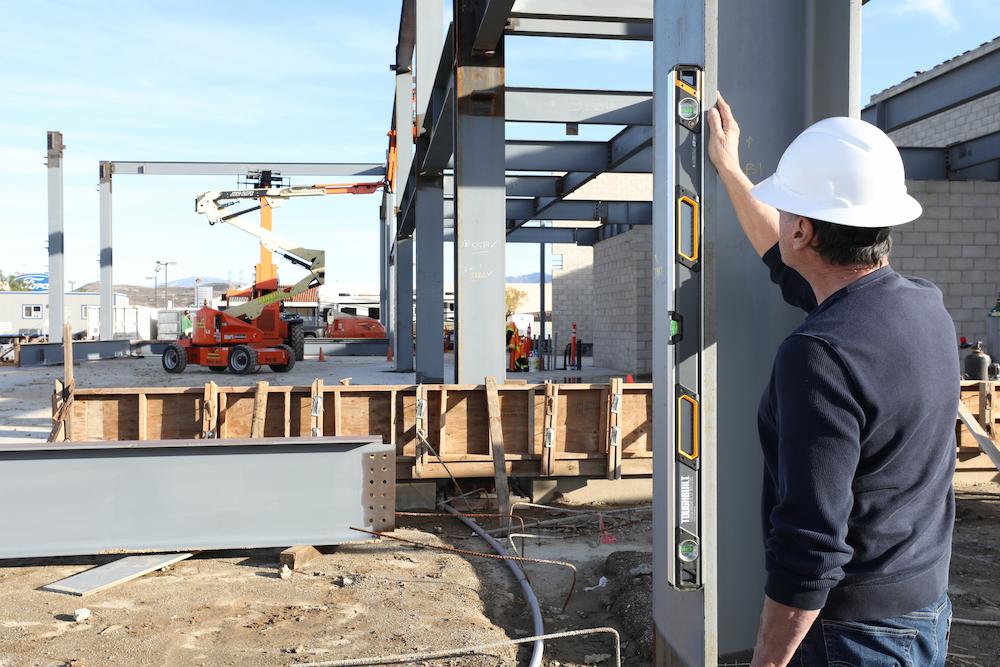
[707,94,957,667]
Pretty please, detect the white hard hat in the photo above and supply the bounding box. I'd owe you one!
[751,117,922,228]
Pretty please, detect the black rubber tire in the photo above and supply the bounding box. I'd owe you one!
[269,344,297,373]
[209,365,227,373]
[288,322,305,361]
[303,332,317,339]
[162,343,187,373]
[228,345,257,375]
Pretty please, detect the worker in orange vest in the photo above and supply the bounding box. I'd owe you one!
[506,321,520,371]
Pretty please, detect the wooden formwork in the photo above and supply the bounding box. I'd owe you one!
[52,379,997,483]
[958,380,1000,481]
[60,381,654,481]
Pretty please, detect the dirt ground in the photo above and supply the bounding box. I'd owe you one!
[0,511,653,667]
[1,485,998,667]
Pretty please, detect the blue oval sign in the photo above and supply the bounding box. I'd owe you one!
[15,274,49,292]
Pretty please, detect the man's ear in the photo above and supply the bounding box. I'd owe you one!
[792,216,815,251]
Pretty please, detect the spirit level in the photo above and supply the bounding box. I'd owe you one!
[666,64,703,591]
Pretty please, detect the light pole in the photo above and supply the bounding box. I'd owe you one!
[156,261,177,308]
[146,275,157,309]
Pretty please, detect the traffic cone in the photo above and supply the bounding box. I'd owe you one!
[625,374,634,383]
[386,343,394,362]
[318,347,326,362]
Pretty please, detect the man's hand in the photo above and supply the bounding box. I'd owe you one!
[703,91,779,257]
[706,92,741,175]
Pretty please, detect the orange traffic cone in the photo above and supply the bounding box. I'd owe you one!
[625,374,634,383]
[318,347,326,362]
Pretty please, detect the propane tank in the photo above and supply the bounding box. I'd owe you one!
[986,296,1000,363]
[964,341,991,380]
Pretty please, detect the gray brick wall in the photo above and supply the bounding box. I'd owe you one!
[887,90,1000,148]
[892,180,1000,342]
[551,242,595,351]
[591,226,652,373]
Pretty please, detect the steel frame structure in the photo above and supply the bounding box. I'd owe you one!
[389,0,655,384]
[862,39,1000,181]
[89,161,384,341]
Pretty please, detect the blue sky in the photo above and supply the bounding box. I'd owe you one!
[1,0,998,290]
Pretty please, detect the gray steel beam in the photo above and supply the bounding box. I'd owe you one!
[0,437,393,559]
[898,131,1000,180]
[444,175,563,198]
[898,147,948,180]
[473,0,517,52]
[652,0,861,664]
[949,129,1000,176]
[46,131,64,344]
[506,226,598,244]
[510,0,652,21]
[506,87,652,125]
[415,172,445,383]
[394,237,414,371]
[99,161,113,341]
[416,0,444,129]
[441,225,598,245]
[453,0,507,383]
[394,0,417,72]
[511,199,652,223]
[506,17,653,40]
[442,199,650,224]
[380,189,390,327]
[395,71,415,203]
[107,162,385,177]
[512,125,653,230]
[861,41,1000,133]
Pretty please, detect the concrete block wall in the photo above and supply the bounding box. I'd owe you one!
[551,241,595,350]
[886,90,1000,148]
[591,226,653,374]
[892,180,1000,342]
[550,173,652,355]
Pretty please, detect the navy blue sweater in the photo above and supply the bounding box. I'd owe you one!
[758,244,958,620]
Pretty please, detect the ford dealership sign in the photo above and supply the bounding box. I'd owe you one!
[15,274,48,292]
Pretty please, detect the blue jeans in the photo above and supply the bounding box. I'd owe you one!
[794,593,952,667]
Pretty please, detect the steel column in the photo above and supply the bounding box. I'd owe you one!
[394,237,415,371]
[380,190,390,326]
[416,0,444,129]
[395,73,415,215]
[0,437,394,559]
[539,229,546,346]
[99,161,114,340]
[652,0,861,664]
[46,131,64,344]
[453,0,507,384]
[415,173,445,383]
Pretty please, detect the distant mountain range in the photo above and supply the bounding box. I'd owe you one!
[506,272,551,284]
[164,276,228,287]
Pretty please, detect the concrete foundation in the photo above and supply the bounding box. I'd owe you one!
[530,476,652,505]
[395,481,437,511]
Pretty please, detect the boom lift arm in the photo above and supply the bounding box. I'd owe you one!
[194,190,329,321]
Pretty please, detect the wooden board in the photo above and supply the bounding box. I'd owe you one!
[280,545,322,571]
[42,553,193,597]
